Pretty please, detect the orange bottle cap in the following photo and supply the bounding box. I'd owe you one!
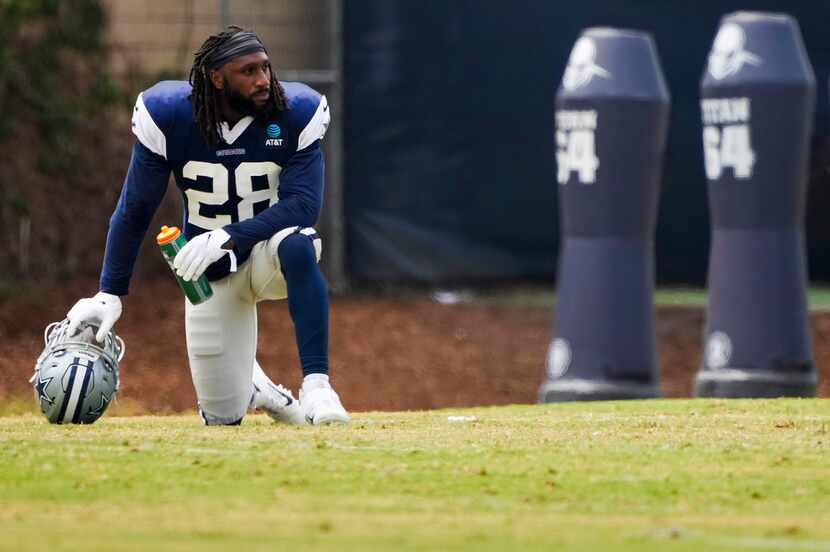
[156,225,181,245]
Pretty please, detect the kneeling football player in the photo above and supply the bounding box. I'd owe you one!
[66,26,349,426]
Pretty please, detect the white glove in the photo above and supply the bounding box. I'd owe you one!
[173,228,236,282]
[66,291,123,342]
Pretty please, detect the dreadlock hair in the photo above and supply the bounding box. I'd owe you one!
[189,26,288,147]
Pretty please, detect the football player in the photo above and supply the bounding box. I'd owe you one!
[65,26,349,426]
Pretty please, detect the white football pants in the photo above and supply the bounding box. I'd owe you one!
[184,226,322,425]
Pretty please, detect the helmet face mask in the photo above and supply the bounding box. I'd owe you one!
[31,319,125,424]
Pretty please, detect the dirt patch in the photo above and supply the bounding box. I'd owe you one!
[1,277,827,413]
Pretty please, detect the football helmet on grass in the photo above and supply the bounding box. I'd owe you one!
[31,319,125,424]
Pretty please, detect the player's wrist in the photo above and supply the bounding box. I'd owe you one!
[94,291,122,302]
[218,227,235,250]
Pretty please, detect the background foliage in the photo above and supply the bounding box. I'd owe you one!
[0,0,173,295]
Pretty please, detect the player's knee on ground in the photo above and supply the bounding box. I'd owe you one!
[197,394,250,426]
[198,402,246,426]
[277,232,318,277]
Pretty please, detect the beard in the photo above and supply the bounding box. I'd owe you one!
[223,78,270,118]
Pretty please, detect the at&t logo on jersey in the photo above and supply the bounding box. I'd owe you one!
[265,123,283,146]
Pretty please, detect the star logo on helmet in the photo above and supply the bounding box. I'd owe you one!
[88,392,111,418]
[35,374,56,406]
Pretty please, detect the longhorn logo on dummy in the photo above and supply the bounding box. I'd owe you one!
[562,37,611,91]
[704,331,733,370]
[708,23,762,80]
[546,338,572,379]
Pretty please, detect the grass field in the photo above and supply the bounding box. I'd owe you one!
[467,286,830,310]
[1,400,829,551]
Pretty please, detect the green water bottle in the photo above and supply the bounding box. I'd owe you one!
[156,225,214,305]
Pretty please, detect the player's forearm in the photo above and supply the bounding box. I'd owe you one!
[99,213,147,295]
[223,142,324,254]
[223,195,320,255]
[99,143,171,295]
[99,192,163,294]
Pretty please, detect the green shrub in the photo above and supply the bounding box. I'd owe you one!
[0,0,122,169]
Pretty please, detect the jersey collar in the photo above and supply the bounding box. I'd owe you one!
[219,116,254,145]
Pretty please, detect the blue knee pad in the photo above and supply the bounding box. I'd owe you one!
[277,232,317,276]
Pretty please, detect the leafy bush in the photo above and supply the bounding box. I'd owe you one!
[0,0,121,167]
[0,0,135,287]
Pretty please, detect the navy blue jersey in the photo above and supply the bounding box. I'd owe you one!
[100,80,329,295]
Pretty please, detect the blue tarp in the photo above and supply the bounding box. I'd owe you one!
[343,1,830,284]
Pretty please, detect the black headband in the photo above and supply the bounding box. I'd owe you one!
[206,31,267,70]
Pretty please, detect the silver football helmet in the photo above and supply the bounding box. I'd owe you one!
[30,319,125,424]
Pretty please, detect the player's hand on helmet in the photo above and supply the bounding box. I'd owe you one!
[173,228,234,282]
[66,291,123,343]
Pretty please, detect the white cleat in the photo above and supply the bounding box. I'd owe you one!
[251,382,307,425]
[300,375,350,425]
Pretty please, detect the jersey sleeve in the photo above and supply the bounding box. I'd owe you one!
[297,94,330,151]
[281,82,330,152]
[131,92,167,158]
[99,142,171,295]
[222,140,324,255]
[129,81,191,160]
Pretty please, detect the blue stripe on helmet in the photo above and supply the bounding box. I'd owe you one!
[71,364,94,423]
[56,364,78,424]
